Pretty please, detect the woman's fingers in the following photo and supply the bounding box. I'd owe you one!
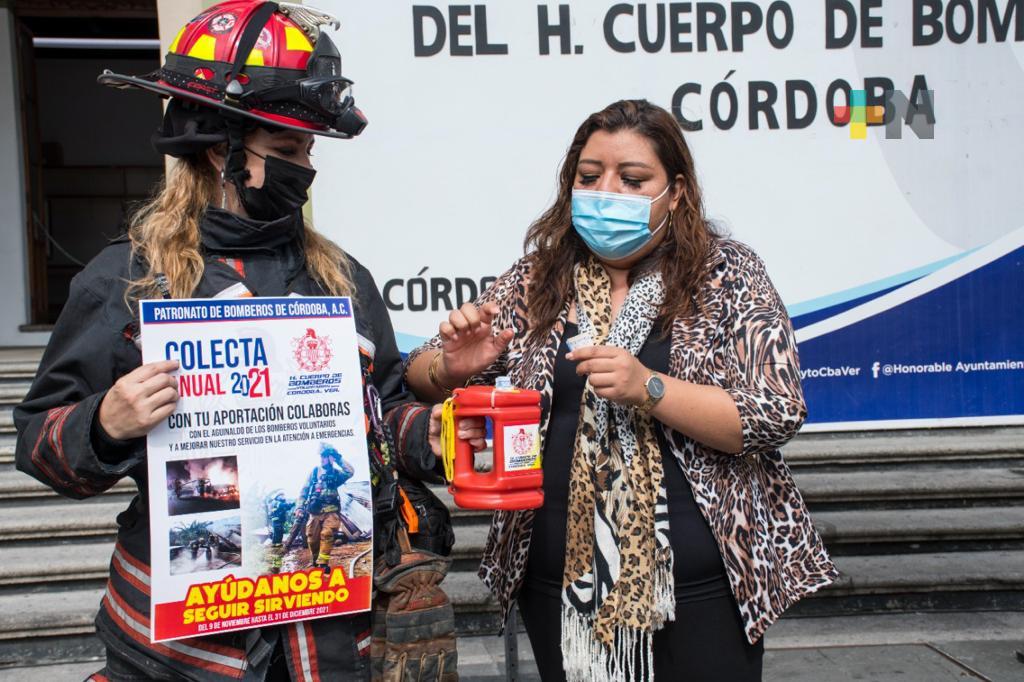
[429,404,443,432]
[586,372,616,388]
[479,302,500,324]
[139,372,177,398]
[439,321,458,343]
[574,358,619,376]
[145,386,179,411]
[492,328,514,352]
[427,404,444,456]
[130,359,179,382]
[449,308,470,333]
[149,402,178,424]
[460,303,481,328]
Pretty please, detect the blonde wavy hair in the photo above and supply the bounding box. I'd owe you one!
[126,154,354,303]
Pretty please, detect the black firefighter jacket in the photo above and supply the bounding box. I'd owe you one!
[15,230,441,680]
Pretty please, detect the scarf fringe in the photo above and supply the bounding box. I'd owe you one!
[561,605,654,682]
[652,561,676,629]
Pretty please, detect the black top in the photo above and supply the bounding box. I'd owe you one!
[200,208,305,296]
[525,321,731,602]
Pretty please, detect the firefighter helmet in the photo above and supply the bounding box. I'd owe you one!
[98,1,366,140]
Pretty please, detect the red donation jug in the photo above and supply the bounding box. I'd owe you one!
[442,381,544,510]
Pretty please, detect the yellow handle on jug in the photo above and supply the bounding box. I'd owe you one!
[440,397,457,483]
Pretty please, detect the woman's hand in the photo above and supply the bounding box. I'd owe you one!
[428,404,488,457]
[569,346,649,406]
[97,360,180,440]
[437,302,514,388]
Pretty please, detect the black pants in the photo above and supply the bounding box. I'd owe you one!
[518,584,764,682]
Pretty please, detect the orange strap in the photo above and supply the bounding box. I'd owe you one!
[398,486,419,534]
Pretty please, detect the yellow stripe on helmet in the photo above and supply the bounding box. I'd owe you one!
[168,26,186,54]
[186,34,217,61]
[285,25,314,53]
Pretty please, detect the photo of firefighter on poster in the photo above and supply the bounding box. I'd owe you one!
[241,441,373,580]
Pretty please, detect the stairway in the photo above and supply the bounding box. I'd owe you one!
[0,348,1022,670]
[444,428,1024,630]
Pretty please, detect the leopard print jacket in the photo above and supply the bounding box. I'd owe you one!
[407,239,838,644]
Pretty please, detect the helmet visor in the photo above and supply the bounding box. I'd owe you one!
[307,32,342,79]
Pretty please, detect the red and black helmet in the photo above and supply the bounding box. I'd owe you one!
[99,1,367,141]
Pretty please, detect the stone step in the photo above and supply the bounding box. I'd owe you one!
[783,427,1024,466]
[447,508,1024,560]
[0,469,136,503]
[0,542,112,587]
[8,509,1023,592]
[0,548,1018,660]
[0,382,31,405]
[444,549,1024,618]
[0,435,16,466]
[0,410,12,436]
[0,351,44,381]
[812,506,1024,546]
[794,467,1024,505]
[434,467,1024,520]
[458,610,1024,681]
[0,500,124,542]
[827,550,1024,596]
[765,609,1024,650]
[0,575,496,660]
[6,610,1024,679]
[0,661,104,680]
[0,587,100,642]
[4,471,1015,548]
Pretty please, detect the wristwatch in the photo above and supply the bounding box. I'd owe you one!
[638,373,665,413]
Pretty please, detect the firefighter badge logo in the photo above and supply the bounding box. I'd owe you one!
[256,27,273,50]
[208,13,236,33]
[512,428,535,457]
[293,328,333,372]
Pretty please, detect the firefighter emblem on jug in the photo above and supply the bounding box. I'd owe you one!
[292,328,333,372]
[512,428,533,456]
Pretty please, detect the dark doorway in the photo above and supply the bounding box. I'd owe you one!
[14,1,164,326]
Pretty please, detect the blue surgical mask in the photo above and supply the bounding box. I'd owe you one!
[571,184,671,260]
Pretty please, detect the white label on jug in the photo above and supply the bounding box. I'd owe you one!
[503,423,541,472]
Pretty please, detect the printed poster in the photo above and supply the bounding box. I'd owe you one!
[140,297,372,643]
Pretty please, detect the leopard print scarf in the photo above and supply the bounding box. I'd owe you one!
[560,257,674,682]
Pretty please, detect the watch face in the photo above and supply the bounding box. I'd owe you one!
[647,375,666,399]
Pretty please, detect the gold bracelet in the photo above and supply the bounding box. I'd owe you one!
[427,350,454,396]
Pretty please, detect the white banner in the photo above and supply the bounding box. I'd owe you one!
[311,1,1024,428]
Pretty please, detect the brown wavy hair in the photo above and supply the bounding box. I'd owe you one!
[524,99,719,340]
[125,154,353,303]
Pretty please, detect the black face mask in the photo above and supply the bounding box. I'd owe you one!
[235,152,317,222]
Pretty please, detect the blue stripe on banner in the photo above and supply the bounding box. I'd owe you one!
[792,280,917,330]
[798,243,1024,424]
[395,332,429,355]
[786,249,976,320]
[141,297,352,324]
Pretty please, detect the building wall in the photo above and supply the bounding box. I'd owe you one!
[0,0,271,347]
[0,7,49,347]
